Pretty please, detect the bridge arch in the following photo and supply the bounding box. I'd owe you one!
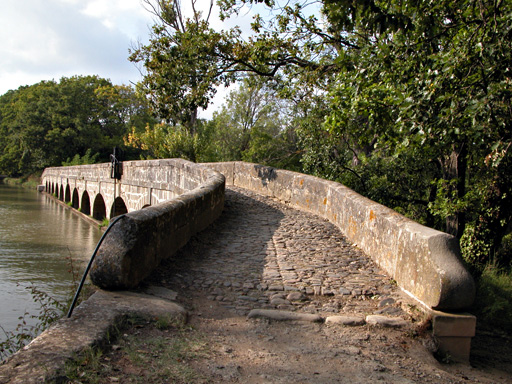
[81,191,91,215]
[110,197,128,218]
[72,189,79,209]
[92,194,107,221]
[59,185,64,201]
[65,184,71,203]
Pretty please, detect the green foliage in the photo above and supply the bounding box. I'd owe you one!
[124,121,207,162]
[0,76,153,176]
[0,285,66,360]
[472,264,512,332]
[304,0,511,266]
[99,218,110,228]
[208,78,301,169]
[62,148,100,166]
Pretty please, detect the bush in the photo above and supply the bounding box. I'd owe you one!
[472,265,512,333]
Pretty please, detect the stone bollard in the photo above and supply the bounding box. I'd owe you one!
[432,311,476,363]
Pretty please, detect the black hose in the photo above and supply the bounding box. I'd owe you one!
[67,214,126,318]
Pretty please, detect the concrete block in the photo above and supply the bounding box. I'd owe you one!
[432,311,476,337]
[432,311,476,363]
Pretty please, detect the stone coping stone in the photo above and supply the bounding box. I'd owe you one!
[325,316,366,326]
[365,315,408,328]
[0,290,187,384]
[247,309,323,323]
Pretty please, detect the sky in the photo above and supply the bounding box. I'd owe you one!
[0,0,259,117]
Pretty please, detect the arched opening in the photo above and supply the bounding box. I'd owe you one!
[110,197,128,218]
[59,185,64,201]
[65,185,71,202]
[72,189,79,209]
[51,183,55,194]
[81,191,91,215]
[92,194,107,221]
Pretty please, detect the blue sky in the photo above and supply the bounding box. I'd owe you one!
[0,0,259,117]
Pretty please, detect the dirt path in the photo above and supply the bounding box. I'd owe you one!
[81,290,511,384]
[180,295,510,384]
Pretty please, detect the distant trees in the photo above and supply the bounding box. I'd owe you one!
[208,77,300,169]
[0,76,155,176]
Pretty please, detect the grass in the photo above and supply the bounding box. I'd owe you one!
[471,264,512,333]
[99,218,109,228]
[2,173,42,189]
[62,315,210,384]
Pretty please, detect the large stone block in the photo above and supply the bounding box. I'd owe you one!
[432,311,476,364]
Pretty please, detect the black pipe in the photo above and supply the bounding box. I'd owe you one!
[67,214,126,318]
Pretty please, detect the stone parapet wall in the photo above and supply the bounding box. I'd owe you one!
[42,162,112,181]
[90,160,225,289]
[205,161,475,311]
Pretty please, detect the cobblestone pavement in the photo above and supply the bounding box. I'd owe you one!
[149,187,412,319]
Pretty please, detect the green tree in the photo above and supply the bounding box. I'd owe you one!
[124,122,200,161]
[321,0,512,268]
[208,77,300,169]
[214,0,512,268]
[130,0,241,133]
[0,76,153,176]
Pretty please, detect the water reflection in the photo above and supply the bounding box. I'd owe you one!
[0,184,102,341]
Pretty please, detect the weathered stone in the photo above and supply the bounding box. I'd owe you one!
[339,287,351,295]
[325,316,365,326]
[248,309,323,323]
[375,307,402,316]
[287,292,306,302]
[270,297,290,306]
[144,286,178,301]
[432,311,477,363]
[0,290,187,384]
[207,161,476,311]
[366,315,408,328]
[42,159,225,291]
[378,297,395,307]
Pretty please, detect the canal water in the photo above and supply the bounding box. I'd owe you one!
[0,183,102,344]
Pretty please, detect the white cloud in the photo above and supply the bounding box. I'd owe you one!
[0,0,152,94]
[0,0,266,116]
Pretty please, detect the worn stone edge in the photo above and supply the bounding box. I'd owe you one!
[0,290,187,384]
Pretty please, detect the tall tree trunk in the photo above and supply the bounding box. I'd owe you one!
[443,143,467,239]
[189,106,198,136]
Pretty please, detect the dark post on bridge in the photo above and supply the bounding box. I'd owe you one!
[110,147,123,218]
[110,147,123,180]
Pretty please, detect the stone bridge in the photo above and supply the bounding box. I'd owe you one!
[40,159,476,361]
[42,159,211,221]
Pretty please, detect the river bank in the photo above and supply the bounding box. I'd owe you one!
[0,183,103,357]
[0,174,41,189]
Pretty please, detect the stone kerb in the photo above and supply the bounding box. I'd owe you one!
[89,160,225,289]
[205,161,475,312]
